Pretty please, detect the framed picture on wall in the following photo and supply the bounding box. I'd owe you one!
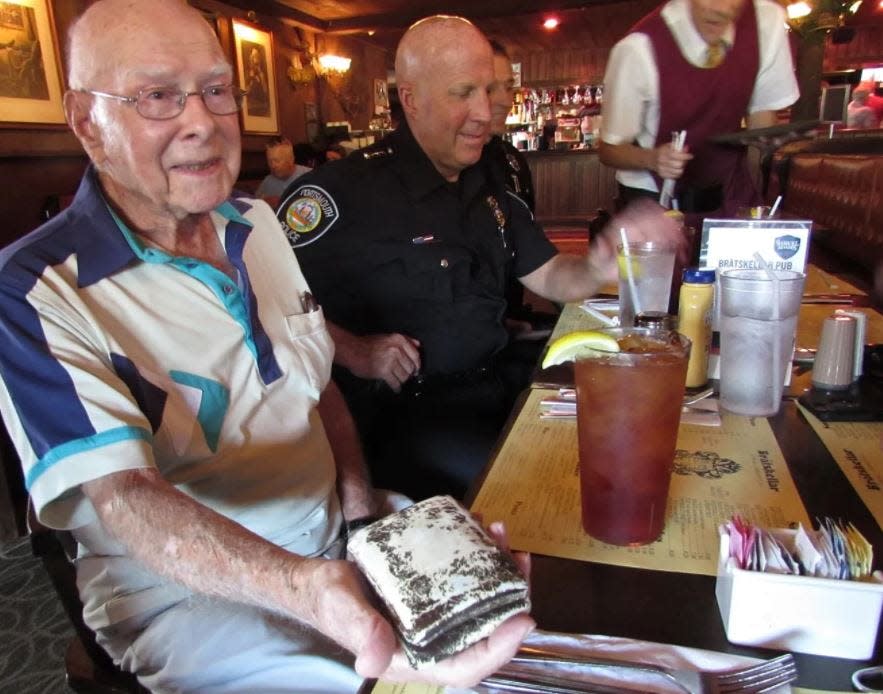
[0,0,65,126]
[232,18,279,134]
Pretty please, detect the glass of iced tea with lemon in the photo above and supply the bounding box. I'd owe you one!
[546,328,690,545]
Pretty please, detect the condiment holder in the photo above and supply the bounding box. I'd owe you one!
[716,528,883,659]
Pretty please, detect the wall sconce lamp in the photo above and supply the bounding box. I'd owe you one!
[317,54,352,76]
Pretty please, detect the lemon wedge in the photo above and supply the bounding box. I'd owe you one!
[541,330,621,368]
[617,254,642,280]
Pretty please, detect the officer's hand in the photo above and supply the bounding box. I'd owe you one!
[591,199,686,284]
[348,333,421,392]
[652,142,692,180]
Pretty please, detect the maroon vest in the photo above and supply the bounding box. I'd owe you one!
[631,2,761,214]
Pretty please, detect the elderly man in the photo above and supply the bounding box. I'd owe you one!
[255,137,312,201]
[0,2,532,692]
[277,16,683,500]
[600,0,799,216]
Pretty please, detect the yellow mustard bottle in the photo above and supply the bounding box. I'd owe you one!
[677,268,715,389]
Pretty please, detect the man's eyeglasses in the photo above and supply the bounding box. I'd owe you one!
[81,84,245,120]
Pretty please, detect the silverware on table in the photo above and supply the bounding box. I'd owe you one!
[801,293,868,306]
[482,671,632,693]
[500,647,798,694]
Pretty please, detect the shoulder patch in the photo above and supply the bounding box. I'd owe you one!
[277,184,339,248]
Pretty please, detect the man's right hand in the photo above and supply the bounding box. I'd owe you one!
[652,141,692,181]
[328,322,421,392]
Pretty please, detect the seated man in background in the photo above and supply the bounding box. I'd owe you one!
[255,137,312,203]
[277,15,683,500]
[847,88,880,129]
[0,2,532,692]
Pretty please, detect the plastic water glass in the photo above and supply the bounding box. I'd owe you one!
[719,270,806,416]
[617,242,676,327]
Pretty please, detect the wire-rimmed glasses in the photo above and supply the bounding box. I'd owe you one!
[81,84,245,120]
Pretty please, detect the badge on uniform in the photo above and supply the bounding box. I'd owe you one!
[486,195,508,249]
[486,195,506,229]
[277,184,339,248]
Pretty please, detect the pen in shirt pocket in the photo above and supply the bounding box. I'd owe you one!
[301,291,319,313]
[411,234,439,245]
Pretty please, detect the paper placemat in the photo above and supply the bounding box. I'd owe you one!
[371,684,443,694]
[471,389,811,576]
[797,402,883,529]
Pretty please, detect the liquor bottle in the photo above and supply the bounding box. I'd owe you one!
[677,268,716,389]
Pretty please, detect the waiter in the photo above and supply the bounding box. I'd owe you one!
[599,0,798,217]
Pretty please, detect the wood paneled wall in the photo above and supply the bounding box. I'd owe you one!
[825,25,883,72]
[527,150,618,220]
[512,0,657,84]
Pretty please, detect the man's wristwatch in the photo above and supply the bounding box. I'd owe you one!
[343,516,379,542]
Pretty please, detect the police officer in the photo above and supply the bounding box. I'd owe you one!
[277,15,683,500]
[486,40,535,214]
[485,39,546,330]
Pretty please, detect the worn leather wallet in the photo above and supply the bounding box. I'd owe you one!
[347,495,531,666]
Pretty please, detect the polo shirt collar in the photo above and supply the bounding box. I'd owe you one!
[74,166,252,287]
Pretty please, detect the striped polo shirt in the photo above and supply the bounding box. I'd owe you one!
[0,168,340,627]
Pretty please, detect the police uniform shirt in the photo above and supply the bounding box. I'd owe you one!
[276,122,556,375]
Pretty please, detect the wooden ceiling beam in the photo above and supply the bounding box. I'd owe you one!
[321,0,619,34]
[221,0,325,31]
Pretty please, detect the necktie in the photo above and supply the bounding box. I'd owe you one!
[705,40,726,69]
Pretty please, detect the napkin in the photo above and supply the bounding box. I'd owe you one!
[370,629,792,693]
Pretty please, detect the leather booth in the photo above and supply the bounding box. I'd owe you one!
[768,133,883,284]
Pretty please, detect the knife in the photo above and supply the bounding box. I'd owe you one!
[801,293,867,305]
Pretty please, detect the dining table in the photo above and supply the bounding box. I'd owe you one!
[462,263,883,692]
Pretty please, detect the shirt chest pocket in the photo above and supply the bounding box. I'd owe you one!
[282,307,334,394]
[367,243,475,304]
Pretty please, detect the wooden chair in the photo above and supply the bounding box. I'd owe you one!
[27,500,147,693]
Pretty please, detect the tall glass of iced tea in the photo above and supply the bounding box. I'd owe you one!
[575,328,690,545]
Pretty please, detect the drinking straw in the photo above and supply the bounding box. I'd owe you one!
[580,302,618,327]
[753,252,781,412]
[769,195,782,218]
[619,227,642,317]
[658,130,686,209]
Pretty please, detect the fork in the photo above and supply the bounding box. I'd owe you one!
[497,647,797,693]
